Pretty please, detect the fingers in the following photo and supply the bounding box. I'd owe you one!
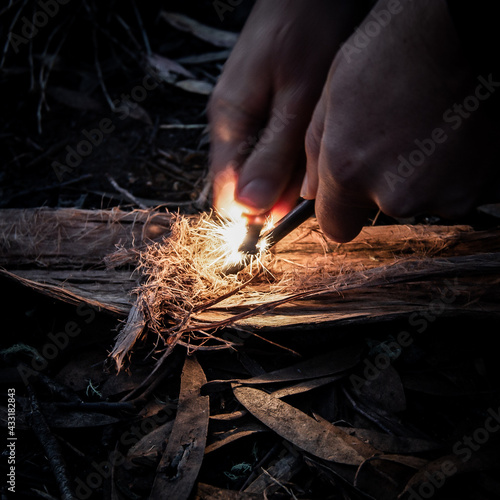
[208,91,270,215]
[315,174,371,243]
[234,92,313,216]
[304,88,371,243]
[302,86,327,200]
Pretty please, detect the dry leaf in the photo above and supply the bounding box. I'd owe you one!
[241,344,362,385]
[150,355,209,500]
[127,420,174,460]
[339,427,440,455]
[354,364,406,413]
[176,50,231,65]
[233,385,376,466]
[0,401,119,429]
[147,53,194,81]
[399,451,500,500]
[205,421,266,454]
[270,374,344,399]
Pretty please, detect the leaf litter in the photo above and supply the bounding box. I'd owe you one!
[1,3,500,499]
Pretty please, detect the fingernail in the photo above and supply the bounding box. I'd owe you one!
[300,173,310,199]
[237,179,276,212]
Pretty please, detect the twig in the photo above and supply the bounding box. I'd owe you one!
[260,467,299,500]
[93,28,116,112]
[371,209,382,226]
[115,14,142,51]
[107,174,148,209]
[0,0,27,69]
[130,0,151,56]
[36,20,68,134]
[342,387,394,435]
[0,0,23,17]
[0,174,93,208]
[28,386,75,500]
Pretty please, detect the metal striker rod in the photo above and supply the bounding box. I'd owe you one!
[263,198,315,249]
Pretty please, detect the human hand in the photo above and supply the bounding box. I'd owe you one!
[302,0,500,242]
[208,0,368,220]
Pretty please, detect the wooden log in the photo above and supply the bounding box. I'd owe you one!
[0,208,172,315]
[0,207,172,268]
[1,208,500,330]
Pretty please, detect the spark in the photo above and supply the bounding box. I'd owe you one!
[198,211,275,273]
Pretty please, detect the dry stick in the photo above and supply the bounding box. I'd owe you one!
[107,174,148,209]
[0,0,21,17]
[0,0,27,68]
[28,11,35,91]
[28,386,75,500]
[93,28,117,112]
[90,13,138,62]
[130,0,151,56]
[114,14,142,51]
[0,174,93,207]
[37,22,68,134]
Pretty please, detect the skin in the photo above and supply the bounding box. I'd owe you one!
[208,0,368,220]
[209,0,500,241]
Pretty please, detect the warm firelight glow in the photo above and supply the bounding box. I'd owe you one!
[208,176,278,273]
[201,209,275,272]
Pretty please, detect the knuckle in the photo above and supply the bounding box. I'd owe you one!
[322,144,365,192]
